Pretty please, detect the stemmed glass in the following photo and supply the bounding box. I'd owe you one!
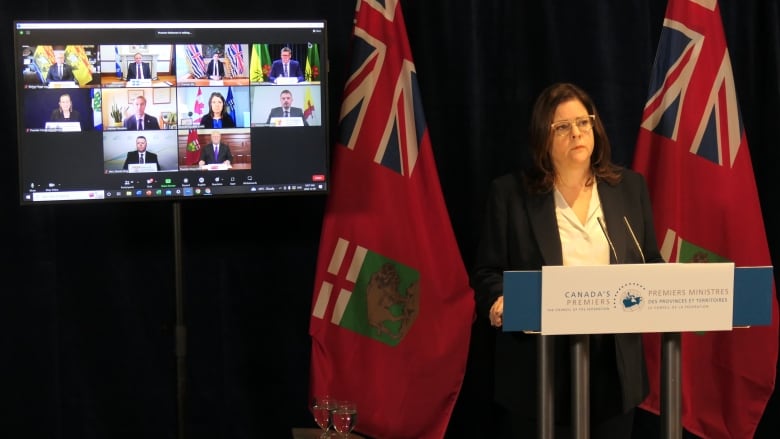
[311,395,336,438]
[331,400,358,438]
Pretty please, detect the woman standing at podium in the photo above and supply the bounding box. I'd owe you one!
[471,82,664,439]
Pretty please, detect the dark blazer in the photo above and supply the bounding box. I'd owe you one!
[470,169,664,423]
[266,107,308,126]
[122,151,159,170]
[124,114,160,131]
[199,143,233,165]
[268,59,305,83]
[126,62,152,80]
[200,113,236,128]
[49,108,80,123]
[205,60,226,78]
[45,63,76,84]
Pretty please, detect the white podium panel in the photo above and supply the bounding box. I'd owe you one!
[127,78,153,88]
[128,163,158,173]
[269,116,304,127]
[48,81,78,88]
[540,263,734,335]
[275,77,299,85]
[201,163,231,170]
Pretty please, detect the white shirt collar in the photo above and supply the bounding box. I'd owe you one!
[554,182,610,266]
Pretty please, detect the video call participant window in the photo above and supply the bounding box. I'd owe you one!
[100,87,179,131]
[249,42,321,85]
[175,43,250,87]
[250,85,322,127]
[20,44,100,89]
[96,44,175,85]
[22,87,97,133]
[103,130,179,173]
[176,128,252,171]
[176,86,251,129]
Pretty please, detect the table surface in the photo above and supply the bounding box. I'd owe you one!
[291,428,366,439]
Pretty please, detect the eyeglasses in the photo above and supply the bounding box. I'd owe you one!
[551,115,595,137]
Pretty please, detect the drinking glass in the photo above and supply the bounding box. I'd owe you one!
[331,400,358,438]
[311,395,336,438]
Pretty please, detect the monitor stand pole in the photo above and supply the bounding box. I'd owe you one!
[173,201,186,439]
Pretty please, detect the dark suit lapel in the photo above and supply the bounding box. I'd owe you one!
[598,180,628,264]
[527,191,563,266]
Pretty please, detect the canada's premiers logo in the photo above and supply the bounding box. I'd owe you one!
[616,282,646,312]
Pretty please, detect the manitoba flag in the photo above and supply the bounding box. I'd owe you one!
[633,1,778,437]
[309,1,474,438]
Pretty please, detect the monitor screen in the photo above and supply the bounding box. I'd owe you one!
[14,20,329,204]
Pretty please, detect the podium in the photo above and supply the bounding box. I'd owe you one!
[503,263,774,439]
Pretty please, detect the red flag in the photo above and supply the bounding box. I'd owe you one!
[193,87,204,124]
[185,129,200,165]
[633,1,778,437]
[309,1,474,438]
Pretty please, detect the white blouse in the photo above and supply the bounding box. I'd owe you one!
[554,184,611,267]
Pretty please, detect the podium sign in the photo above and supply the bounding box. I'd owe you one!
[539,263,734,334]
[48,81,77,88]
[503,263,749,335]
[504,265,773,333]
[276,77,299,85]
[128,163,158,173]
[127,78,153,87]
[201,163,231,170]
[269,116,305,127]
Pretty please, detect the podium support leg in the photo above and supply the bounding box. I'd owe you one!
[571,334,590,439]
[538,335,555,439]
[661,332,682,439]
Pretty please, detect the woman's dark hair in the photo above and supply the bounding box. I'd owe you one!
[525,82,622,193]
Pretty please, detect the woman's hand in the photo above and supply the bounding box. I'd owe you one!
[490,296,504,327]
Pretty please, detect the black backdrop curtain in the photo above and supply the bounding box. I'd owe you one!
[1,1,778,438]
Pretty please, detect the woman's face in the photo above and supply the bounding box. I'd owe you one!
[59,96,72,111]
[550,99,594,172]
[211,96,224,114]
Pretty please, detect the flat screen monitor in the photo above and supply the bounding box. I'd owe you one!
[14,20,329,204]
